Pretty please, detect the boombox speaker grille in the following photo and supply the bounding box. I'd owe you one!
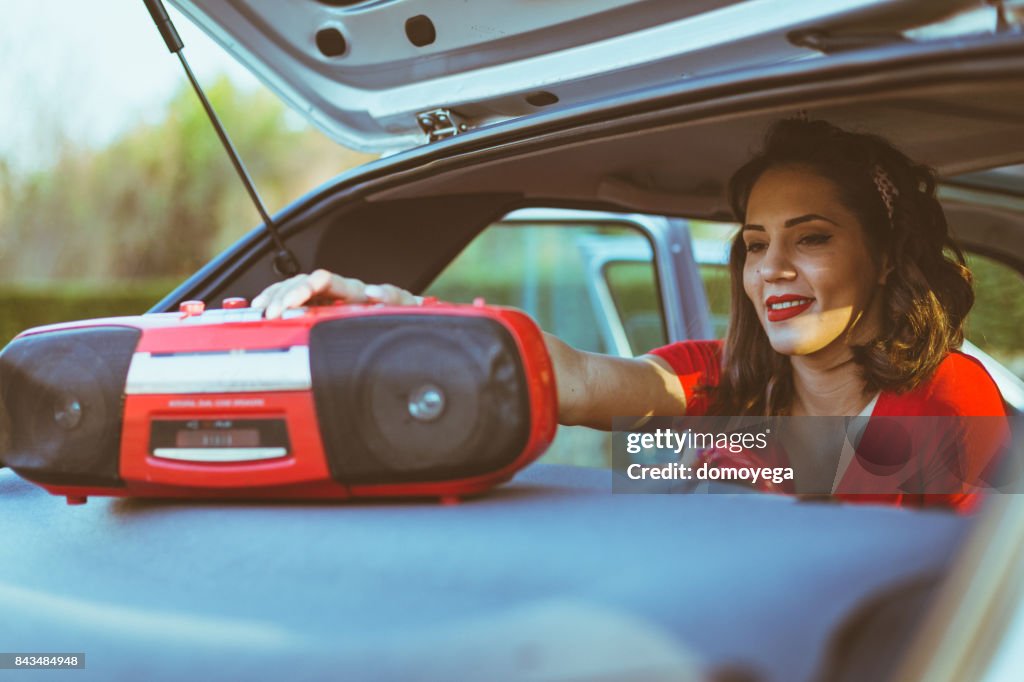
[309,315,531,484]
[0,327,140,486]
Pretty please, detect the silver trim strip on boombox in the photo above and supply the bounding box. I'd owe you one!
[152,447,289,462]
[125,346,312,394]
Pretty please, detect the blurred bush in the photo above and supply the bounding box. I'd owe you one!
[0,281,177,345]
[0,77,372,345]
[0,77,372,283]
[965,252,1024,377]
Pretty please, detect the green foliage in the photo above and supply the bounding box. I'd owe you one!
[700,265,732,338]
[0,79,372,345]
[965,253,1024,376]
[603,261,667,352]
[0,77,371,283]
[0,281,177,346]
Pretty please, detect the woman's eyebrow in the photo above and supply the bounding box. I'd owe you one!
[741,214,839,232]
[785,214,839,228]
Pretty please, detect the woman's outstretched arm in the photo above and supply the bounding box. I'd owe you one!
[252,270,688,429]
[543,333,686,429]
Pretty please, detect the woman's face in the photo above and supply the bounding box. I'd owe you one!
[741,164,886,357]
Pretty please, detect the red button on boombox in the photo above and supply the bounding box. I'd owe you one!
[0,300,557,504]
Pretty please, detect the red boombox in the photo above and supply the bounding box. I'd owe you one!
[0,298,557,504]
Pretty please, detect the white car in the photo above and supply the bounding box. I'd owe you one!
[2,1,1023,680]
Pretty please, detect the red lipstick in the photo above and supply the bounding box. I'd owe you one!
[765,294,815,322]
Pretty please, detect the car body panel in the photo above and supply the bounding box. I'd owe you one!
[168,0,978,152]
[0,463,970,682]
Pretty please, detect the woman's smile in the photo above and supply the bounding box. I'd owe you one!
[765,295,816,322]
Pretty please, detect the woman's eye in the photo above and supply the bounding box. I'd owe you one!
[744,241,767,253]
[799,233,831,246]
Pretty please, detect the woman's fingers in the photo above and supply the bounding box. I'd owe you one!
[265,274,323,319]
[365,283,418,305]
[279,277,319,310]
[318,270,369,302]
[250,280,284,310]
[253,270,419,319]
[253,274,315,319]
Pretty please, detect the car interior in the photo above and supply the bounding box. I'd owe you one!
[165,38,1024,314]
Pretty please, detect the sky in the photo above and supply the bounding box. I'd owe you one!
[0,0,263,170]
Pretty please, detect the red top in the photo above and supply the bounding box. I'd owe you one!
[648,340,1009,513]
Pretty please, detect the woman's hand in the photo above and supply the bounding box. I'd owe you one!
[251,269,420,319]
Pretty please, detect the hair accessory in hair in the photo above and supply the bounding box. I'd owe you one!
[873,164,899,227]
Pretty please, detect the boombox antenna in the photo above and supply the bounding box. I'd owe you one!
[142,0,300,278]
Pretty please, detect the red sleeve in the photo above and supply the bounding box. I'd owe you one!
[875,351,1008,418]
[864,351,1009,514]
[646,340,723,416]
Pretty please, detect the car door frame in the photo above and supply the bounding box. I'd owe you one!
[498,208,713,355]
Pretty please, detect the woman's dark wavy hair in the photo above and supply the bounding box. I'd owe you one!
[707,118,974,416]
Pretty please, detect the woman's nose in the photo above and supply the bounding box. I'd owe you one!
[759,242,797,281]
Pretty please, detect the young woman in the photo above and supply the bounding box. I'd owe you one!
[253,119,1008,512]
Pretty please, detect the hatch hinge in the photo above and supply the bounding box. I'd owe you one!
[416,109,468,143]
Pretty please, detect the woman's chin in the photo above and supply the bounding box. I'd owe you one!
[764,329,847,357]
[762,311,854,357]
[767,337,814,356]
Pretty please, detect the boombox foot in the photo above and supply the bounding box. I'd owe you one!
[439,495,462,506]
[66,496,88,505]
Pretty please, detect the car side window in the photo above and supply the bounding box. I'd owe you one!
[425,217,664,356]
[424,214,664,467]
[965,252,1024,380]
[603,260,665,354]
[690,220,737,338]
